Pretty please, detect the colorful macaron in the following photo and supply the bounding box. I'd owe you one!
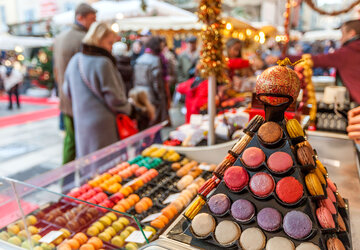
[257,207,282,232]
[318,198,336,215]
[267,151,293,173]
[295,242,321,250]
[276,176,303,204]
[283,211,312,239]
[224,166,249,192]
[239,227,266,250]
[337,214,347,232]
[316,207,335,229]
[231,199,255,222]
[305,173,324,196]
[286,119,304,138]
[258,122,283,145]
[327,178,337,192]
[296,141,315,166]
[326,238,346,250]
[190,213,215,238]
[208,193,230,216]
[249,172,275,198]
[326,186,336,203]
[242,147,265,168]
[214,220,241,246]
[266,236,295,250]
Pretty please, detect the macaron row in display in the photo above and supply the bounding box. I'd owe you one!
[240,146,295,175]
[206,193,315,240]
[190,213,320,249]
[223,166,305,205]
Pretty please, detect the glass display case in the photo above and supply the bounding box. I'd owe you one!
[0,122,166,250]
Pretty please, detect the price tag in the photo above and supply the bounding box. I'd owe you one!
[141,212,162,223]
[199,164,211,171]
[162,193,181,204]
[39,231,63,244]
[123,179,137,187]
[125,230,153,244]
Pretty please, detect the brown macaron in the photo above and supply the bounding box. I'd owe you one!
[337,214,347,232]
[296,141,315,166]
[258,122,283,144]
[327,237,345,250]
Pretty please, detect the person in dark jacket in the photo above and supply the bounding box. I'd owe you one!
[266,19,360,104]
[53,3,97,164]
[112,42,133,97]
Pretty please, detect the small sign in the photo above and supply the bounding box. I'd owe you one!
[199,164,211,171]
[141,212,162,223]
[123,179,137,187]
[190,114,203,126]
[162,193,181,204]
[39,231,63,244]
[125,230,153,244]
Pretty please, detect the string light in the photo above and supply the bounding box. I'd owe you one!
[246,29,252,36]
[111,23,120,33]
[17,55,24,61]
[226,22,232,30]
[14,46,23,53]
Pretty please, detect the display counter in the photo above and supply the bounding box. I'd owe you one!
[1,119,359,249]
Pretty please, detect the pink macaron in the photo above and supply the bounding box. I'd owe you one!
[319,198,336,215]
[267,152,293,173]
[316,207,335,229]
[326,187,336,203]
[242,147,265,168]
[327,178,337,192]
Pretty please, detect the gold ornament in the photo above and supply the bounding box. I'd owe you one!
[197,0,228,83]
[302,54,317,124]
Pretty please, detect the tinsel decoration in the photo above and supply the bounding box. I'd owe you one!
[197,0,228,83]
[302,54,317,126]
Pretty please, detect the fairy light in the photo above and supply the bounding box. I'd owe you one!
[246,29,252,36]
[226,22,232,30]
[111,23,120,33]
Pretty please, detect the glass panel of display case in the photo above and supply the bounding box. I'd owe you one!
[0,176,151,250]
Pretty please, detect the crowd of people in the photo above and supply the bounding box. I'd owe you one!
[0,2,358,164]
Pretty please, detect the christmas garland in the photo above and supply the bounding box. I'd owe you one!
[197,0,228,83]
[304,0,360,16]
[302,54,317,124]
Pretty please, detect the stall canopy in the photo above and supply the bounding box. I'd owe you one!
[52,0,194,26]
[118,15,201,31]
[301,29,341,42]
[0,33,53,50]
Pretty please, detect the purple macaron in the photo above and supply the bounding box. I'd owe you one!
[283,211,312,239]
[231,199,255,222]
[257,207,282,231]
[208,193,230,216]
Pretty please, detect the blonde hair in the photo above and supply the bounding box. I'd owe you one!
[82,22,115,47]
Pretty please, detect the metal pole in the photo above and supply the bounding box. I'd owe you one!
[208,75,216,146]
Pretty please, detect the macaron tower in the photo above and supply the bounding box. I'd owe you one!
[180,60,352,249]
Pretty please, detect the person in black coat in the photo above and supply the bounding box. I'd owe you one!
[112,42,133,97]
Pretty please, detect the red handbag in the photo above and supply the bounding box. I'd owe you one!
[78,55,138,140]
[116,114,138,139]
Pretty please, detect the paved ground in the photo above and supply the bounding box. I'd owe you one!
[0,100,184,181]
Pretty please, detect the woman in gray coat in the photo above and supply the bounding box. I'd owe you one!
[63,22,153,158]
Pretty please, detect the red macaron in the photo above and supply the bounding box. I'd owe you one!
[316,207,335,229]
[249,172,275,197]
[276,176,303,204]
[224,166,249,192]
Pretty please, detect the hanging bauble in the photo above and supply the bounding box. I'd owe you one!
[256,65,301,105]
